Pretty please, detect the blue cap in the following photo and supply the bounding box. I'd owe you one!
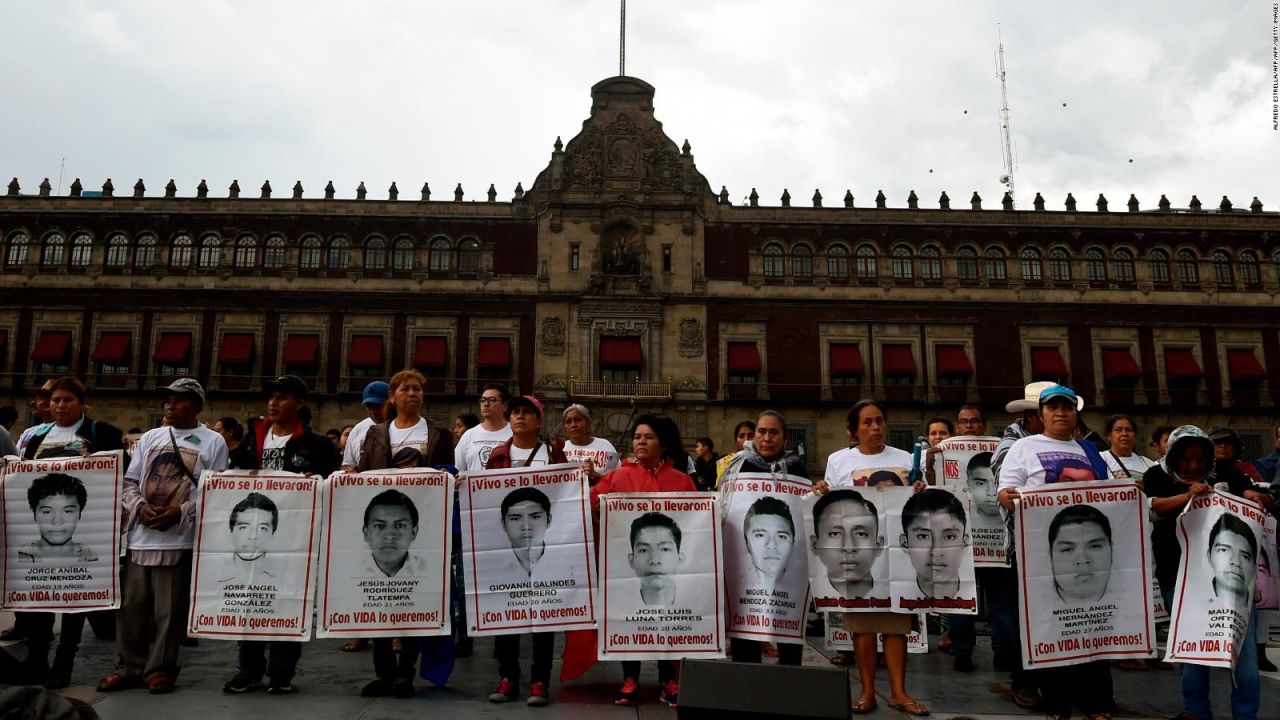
[361,380,390,406]
[1037,383,1082,409]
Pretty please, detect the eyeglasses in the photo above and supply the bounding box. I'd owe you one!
[479,396,502,405]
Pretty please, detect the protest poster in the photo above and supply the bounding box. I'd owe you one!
[1257,514,1278,611]
[1152,577,1169,623]
[459,463,596,636]
[1015,480,1155,668]
[934,436,1004,566]
[1,452,123,611]
[1165,490,1266,668]
[824,612,928,654]
[805,485,977,614]
[598,492,725,660]
[720,472,810,643]
[188,471,320,640]
[316,469,453,638]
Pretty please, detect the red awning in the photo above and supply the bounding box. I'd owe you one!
[882,344,916,375]
[477,337,510,369]
[600,337,642,367]
[153,333,191,364]
[413,337,448,368]
[1227,348,1267,381]
[90,332,131,363]
[218,333,254,365]
[348,335,383,367]
[1101,348,1142,380]
[1164,348,1204,381]
[830,343,865,375]
[282,334,319,366]
[1030,346,1069,379]
[727,342,761,373]
[935,345,973,377]
[30,331,71,362]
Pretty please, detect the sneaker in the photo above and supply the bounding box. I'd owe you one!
[527,681,549,707]
[489,677,518,703]
[393,678,415,699]
[265,679,295,695]
[659,679,679,708]
[223,673,262,694]
[615,677,639,706]
[361,677,392,698]
[954,654,975,673]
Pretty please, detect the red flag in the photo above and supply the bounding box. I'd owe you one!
[559,629,598,681]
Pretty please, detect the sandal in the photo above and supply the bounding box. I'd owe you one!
[829,651,854,666]
[147,673,177,694]
[97,673,143,692]
[851,698,878,714]
[342,638,368,652]
[887,699,929,716]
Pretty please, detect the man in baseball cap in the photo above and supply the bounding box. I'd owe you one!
[158,378,207,407]
[341,381,390,473]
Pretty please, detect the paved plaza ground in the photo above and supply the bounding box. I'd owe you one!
[5,612,1277,719]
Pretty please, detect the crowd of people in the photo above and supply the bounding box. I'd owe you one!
[0,372,1276,720]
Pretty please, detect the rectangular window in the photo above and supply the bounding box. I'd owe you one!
[662,245,672,273]
[91,332,132,376]
[570,244,580,272]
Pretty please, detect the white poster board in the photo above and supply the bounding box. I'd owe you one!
[934,436,1004,566]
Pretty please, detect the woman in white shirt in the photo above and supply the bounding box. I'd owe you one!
[561,404,619,484]
[1101,414,1155,483]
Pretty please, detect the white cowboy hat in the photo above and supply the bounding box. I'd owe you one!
[1005,381,1084,413]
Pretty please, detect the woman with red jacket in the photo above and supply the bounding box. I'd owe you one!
[590,414,696,708]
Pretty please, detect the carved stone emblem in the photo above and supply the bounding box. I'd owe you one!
[678,318,703,357]
[540,316,565,356]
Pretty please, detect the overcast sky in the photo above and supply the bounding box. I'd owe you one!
[3,1,1276,211]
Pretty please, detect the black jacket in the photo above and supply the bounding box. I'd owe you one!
[23,416,125,465]
[230,423,341,477]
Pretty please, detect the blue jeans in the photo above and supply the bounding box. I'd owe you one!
[950,567,1016,664]
[1163,584,1260,720]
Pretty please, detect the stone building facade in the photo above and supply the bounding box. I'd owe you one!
[2,76,1279,466]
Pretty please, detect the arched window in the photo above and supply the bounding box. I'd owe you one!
[263,235,286,269]
[1148,249,1170,284]
[106,234,129,267]
[363,236,387,271]
[827,244,849,281]
[956,247,978,281]
[458,237,481,274]
[69,233,92,267]
[855,244,877,280]
[1112,248,1135,283]
[392,237,414,271]
[327,236,350,270]
[983,247,1007,281]
[1085,248,1106,283]
[42,233,66,267]
[1049,248,1071,282]
[299,236,321,270]
[791,244,813,278]
[762,242,784,278]
[1176,249,1199,285]
[170,234,194,268]
[916,246,940,280]
[890,245,913,280]
[5,232,28,267]
[234,235,258,268]
[428,237,453,272]
[1211,250,1232,286]
[1238,250,1261,286]
[135,234,157,268]
[1020,247,1043,282]
[197,234,221,269]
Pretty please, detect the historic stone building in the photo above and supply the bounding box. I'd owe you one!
[3,76,1279,464]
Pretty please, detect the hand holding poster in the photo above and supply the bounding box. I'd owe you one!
[1015,480,1155,669]
[721,472,810,642]
[317,469,453,638]
[188,471,320,640]
[2,452,124,611]
[459,463,596,636]
[934,436,1004,566]
[1165,490,1266,668]
[598,492,725,660]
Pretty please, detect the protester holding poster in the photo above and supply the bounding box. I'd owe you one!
[1145,425,1270,720]
[814,400,926,717]
[219,375,338,695]
[98,378,229,695]
[718,410,810,666]
[591,414,697,708]
[349,369,453,699]
[998,384,1115,720]
[1100,415,1156,482]
[478,395,571,708]
[454,383,513,474]
[561,403,619,485]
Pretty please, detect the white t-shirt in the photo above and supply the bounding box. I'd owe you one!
[388,418,430,467]
[997,434,1096,491]
[124,424,229,551]
[564,437,620,473]
[507,443,552,468]
[260,429,291,471]
[456,423,512,473]
[823,445,913,488]
[1102,451,1156,480]
[342,416,376,470]
[31,421,85,458]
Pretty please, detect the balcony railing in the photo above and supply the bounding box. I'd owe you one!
[569,379,672,400]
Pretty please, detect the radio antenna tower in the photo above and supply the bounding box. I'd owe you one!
[996,26,1016,207]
